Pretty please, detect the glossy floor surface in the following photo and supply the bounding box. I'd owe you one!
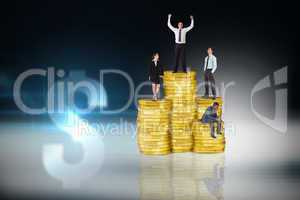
[1,117,300,200]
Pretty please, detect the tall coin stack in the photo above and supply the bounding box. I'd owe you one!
[137,99,172,155]
[163,71,197,153]
[192,120,225,153]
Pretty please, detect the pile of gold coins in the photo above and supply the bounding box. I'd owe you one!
[163,71,197,152]
[192,120,225,153]
[193,97,225,153]
[136,71,226,155]
[137,99,172,155]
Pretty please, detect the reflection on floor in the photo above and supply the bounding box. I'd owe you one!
[1,120,300,199]
[140,153,225,200]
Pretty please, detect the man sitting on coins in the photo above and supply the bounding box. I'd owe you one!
[200,102,221,138]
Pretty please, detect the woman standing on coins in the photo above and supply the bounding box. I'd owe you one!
[149,52,164,100]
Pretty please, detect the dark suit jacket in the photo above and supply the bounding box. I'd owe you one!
[201,106,218,123]
[149,61,163,80]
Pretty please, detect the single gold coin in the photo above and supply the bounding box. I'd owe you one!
[171,140,193,144]
[137,117,170,121]
[138,143,170,147]
[171,135,192,139]
[164,87,197,90]
[193,149,224,153]
[171,130,192,134]
[137,127,170,132]
[140,150,171,155]
[138,99,171,104]
[139,146,171,150]
[194,138,225,143]
[165,94,196,97]
[193,146,225,151]
[140,148,171,152]
[172,144,193,147]
[138,132,170,137]
[138,138,170,142]
[138,133,170,138]
[164,70,196,75]
[137,115,170,119]
[138,140,170,144]
[138,131,170,135]
[193,135,225,140]
[138,129,170,132]
[172,148,192,153]
[194,143,225,147]
[137,126,170,131]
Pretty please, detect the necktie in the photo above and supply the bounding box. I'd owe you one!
[179,29,182,42]
[206,56,210,70]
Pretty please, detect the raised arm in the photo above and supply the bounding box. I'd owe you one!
[185,15,194,32]
[167,14,177,32]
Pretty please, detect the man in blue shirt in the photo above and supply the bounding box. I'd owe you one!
[203,47,218,99]
[201,102,221,138]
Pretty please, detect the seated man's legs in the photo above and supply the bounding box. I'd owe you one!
[211,118,221,138]
[201,117,219,139]
[209,122,216,138]
[216,119,222,135]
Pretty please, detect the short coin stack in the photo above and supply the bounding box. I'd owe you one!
[192,120,225,153]
[163,71,197,153]
[196,97,223,120]
[137,99,172,155]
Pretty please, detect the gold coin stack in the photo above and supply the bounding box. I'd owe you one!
[163,71,197,153]
[196,97,223,120]
[192,120,225,153]
[137,99,172,155]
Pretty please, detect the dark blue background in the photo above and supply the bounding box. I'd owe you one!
[1,0,298,117]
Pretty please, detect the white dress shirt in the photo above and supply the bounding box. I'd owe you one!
[204,54,217,73]
[168,16,194,44]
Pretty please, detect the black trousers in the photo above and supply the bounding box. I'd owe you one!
[204,69,216,96]
[174,43,186,72]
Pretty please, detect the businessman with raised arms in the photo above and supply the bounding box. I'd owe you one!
[167,14,194,73]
